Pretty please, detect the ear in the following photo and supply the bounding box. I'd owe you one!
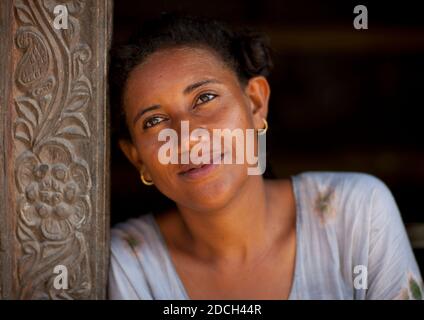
[244,76,270,130]
[118,139,150,178]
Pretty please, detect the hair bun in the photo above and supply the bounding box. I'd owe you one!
[235,30,273,79]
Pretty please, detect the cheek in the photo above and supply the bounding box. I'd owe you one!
[214,98,256,164]
[213,94,253,131]
[134,135,181,191]
[134,135,164,176]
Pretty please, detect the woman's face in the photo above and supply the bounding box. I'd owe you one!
[120,46,269,212]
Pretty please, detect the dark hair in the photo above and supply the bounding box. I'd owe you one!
[109,13,273,140]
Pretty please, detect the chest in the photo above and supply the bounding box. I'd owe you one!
[171,241,296,300]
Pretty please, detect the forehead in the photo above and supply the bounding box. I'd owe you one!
[123,47,237,105]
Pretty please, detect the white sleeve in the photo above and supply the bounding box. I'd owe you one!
[108,252,141,300]
[366,177,423,300]
[108,231,154,300]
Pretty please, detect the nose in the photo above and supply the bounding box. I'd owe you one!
[171,118,210,160]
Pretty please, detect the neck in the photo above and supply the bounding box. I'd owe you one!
[176,175,278,264]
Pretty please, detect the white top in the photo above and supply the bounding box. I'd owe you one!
[108,172,423,300]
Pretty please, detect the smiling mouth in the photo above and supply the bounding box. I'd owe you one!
[178,152,225,179]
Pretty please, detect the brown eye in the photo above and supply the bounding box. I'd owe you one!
[143,116,167,129]
[195,93,217,107]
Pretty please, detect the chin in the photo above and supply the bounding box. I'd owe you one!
[178,165,248,212]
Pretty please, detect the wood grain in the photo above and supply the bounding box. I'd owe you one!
[0,0,111,299]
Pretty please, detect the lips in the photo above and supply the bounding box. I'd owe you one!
[178,162,206,174]
[178,152,224,178]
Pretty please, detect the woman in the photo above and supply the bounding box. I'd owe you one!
[108,14,423,300]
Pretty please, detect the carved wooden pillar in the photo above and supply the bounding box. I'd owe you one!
[0,0,112,299]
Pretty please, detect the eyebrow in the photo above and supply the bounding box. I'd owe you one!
[132,79,221,126]
[183,79,221,95]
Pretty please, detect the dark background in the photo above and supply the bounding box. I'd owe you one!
[110,1,424,273]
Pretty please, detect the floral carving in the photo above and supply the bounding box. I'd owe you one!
[13,0,92,299]
[314,187,336,225]
[396,273,423,300]
[16,143,91,242]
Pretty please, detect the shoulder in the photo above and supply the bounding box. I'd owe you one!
[109,213,164,299]
[110,213,166,286]
[291,172,423,299]
[110,213,160,258]
[294,171,392,215]
[111,214,152,248]
[292,171,396,233]
[294,171,388,195]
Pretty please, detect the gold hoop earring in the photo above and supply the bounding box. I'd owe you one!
[140,172,154,186]
[258,118,268,135]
